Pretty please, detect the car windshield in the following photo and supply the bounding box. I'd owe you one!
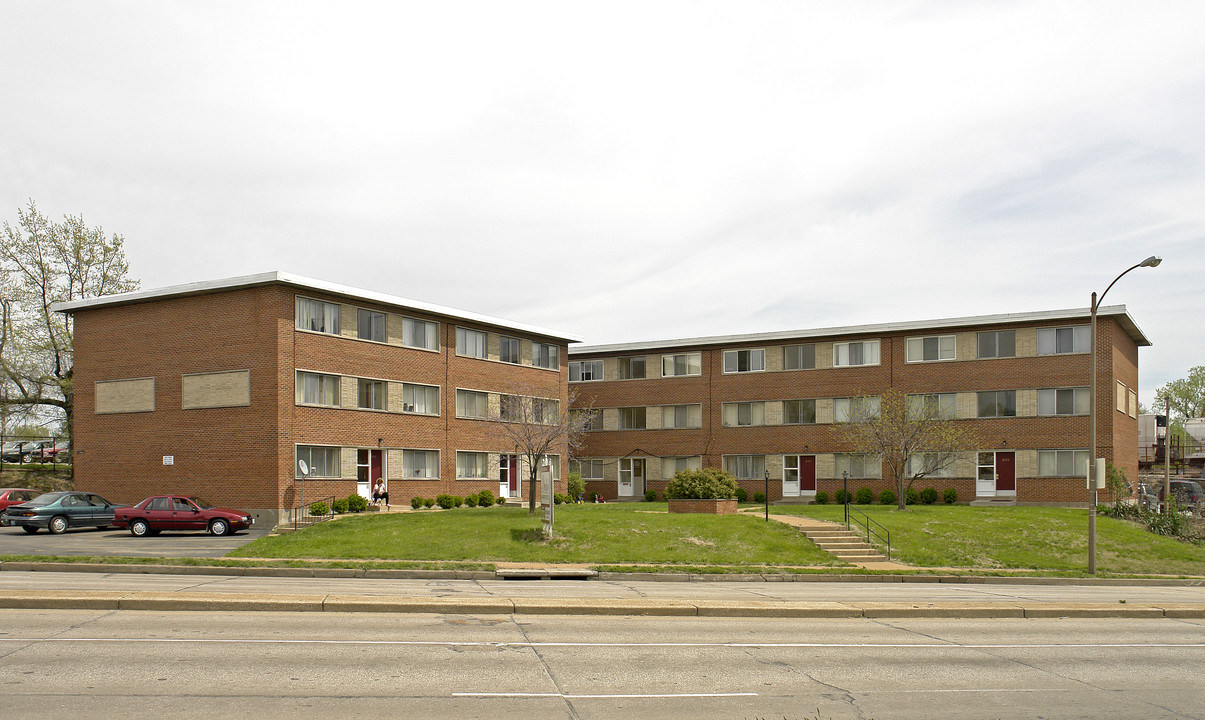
[189,497,215,509]
[25,492,67,506]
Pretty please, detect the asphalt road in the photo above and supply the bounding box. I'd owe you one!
[0,522,271,557]
[0,609,1201,719]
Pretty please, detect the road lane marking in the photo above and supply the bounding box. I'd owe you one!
[1,638,1203,649]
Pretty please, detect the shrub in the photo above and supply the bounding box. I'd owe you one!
[814,491,829,505]
[346,494,368,513]
[410,497,423,510]
[436,494,456,510]
[554,493,566,505]
[665,468,740,500]
[567,471,585,502]
[735,487,749,503]
[477,489,494,507]
[423,497,435,508]
[942,488,958,504]
[644,489,657,502]
[453,496,464,508]
[834,489,848,504]
[920,487,939,505]
[854,487,874,505]
[878,489,897,506]
[332,498,350,514]
[465,494,479,507]
[495,496,506,506]
[753,491,766,504]
[308,501,329,516]
[906,488,919,506]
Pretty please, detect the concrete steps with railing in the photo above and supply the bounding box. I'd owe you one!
[799,527,888,562]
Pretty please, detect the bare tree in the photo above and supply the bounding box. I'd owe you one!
[488,383,595,515]
[840,388,975,509]
[0,201,138,442]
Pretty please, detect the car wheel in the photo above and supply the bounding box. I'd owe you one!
[21,526,38,534]
[21,454,31,463]
[209,519,229,536]
[47,516,69,534]
[130,519,150,537]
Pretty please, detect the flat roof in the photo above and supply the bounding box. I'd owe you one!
[53,271,583,343]
[569,305,1150,355]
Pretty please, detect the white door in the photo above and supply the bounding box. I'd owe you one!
[618,458,643,497]
[782,455,800,497]
[976,452,996,497]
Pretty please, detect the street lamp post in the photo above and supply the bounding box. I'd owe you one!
[764,469,770,521]
[1088,256,1161,574]
[843,470,849,528]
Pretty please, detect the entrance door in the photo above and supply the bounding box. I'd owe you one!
[783,455,800,497]
[996,452,1016,495]
[976,452,996,497]
[356,449,382,500]
[499,454,519,498]
[799,455,817,493]
[618,458,644,497]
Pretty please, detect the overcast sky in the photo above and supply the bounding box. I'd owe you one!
[2,1,1202,406]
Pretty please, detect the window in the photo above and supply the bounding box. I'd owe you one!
[1037,326,1090,355]
[573,409,602,431]
[456,327,487,358]
[724,454,765,479]
[499,336,520,364]
[533,398,559,424]
[661,352,701,377]
[662,456,702,478]
[569,360,603,382]
[573,459,604,479]
[402,383,439,415]
[296,297,340,335]
[403,449,439,479]
[783,344,816,370]
[833,340,880,367]
[1116,381,1127,413]
[296,372,340,406]
[532,342,558,369]
[618,356,646,379]
[723,349,765,373]
[1038,449,1089,477]
[834,396,881,423]
[834,453,881,478]
[908,453,955,478]
[722,401,765,427]
[1038,388,1090,416]
[456,451,489,479]
[661,404,701,429]
[357,379,386,410]
[977,390,1016,418]
[618,407,646,430]
[906,393,956,420]
[357,309,385,343]
[1128,389,1138,418]
[402,318,438,351]
[906,335,956,363]
[783,399,817,425]
[297,445,340,478]
[500,395,523,422]
[455,389,488,419]
[977,330,1016,359]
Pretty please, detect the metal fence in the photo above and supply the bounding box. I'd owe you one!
[0,435,70,469]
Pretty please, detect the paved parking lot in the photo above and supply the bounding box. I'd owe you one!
[0,522,272,558]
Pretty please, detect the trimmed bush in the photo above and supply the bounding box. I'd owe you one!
[308,501,329,516]
[814,491,829,505]
[644,489,657,502]
[495,496,506,506]
[465,494,479,507]
[423,497,435,508]
[553,493,566,505]
[878,489,897,506]
[347,494,368,513]
[665,468,740,500]
[834,489,848,504]
[943,488,958,504]
[735,487,749,503]
[906,488,919,506]
[410,497,423,510]
[332,498,349,514]
[920,487,939,505]
[453,496,464,508]
[854,487,874,505]
[436,494,456,510]
[567,471,585,502]
[753,491,766,504]
[477,489,494,507]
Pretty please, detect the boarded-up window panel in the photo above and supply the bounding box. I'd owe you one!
[95,378,155,414]
[182,370,251,409]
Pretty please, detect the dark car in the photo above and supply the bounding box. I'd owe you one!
[1157,479,1205,511]
[2,491,124,534]
[113,495,254,537]
[0,488,39,512]
[1,442,40,463]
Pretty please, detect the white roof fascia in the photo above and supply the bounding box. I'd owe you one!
[53,271,583,343]
[569,305,1150,355]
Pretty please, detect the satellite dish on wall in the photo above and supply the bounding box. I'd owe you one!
[298,459,309,476]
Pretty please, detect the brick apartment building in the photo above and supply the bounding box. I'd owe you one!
[567,307,1146,505]
[57,272,578,526]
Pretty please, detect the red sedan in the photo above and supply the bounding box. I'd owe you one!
[0,488,39,512]
[113,495,254,537]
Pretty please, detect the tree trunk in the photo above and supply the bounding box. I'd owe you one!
[528,463,538,514]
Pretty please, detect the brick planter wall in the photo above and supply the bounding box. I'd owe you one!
[667,498,739,514]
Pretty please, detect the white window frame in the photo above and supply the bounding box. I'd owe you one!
[783,344,816,371]
[834,453,881,479]
[296,445,341,478]
[499,336,520,364]
[661,456,702,479]
[834,396,881,423]
[1037,326,1090,355]
[456,451,489,480]
[661,352,702,377]
[532,342,559,370]
[833,340,880,367]
[906,393,956,420]
[296,371,341,407]
[402,383,440,415]
[296,297,340,335]
[618,406,647,430]
[724,454,765,480]
[357,378,386,411]
[402,449,439,479]
[357,309,386,343]
[722,348,765,374]
[455,389,488,419]
[977,390,1017,418]
[782,398,817,425]
[1037,449,1089,477]
[722,401,766,427]
[618,356,647,379]
[456,327,487,359]
[402,317,439,351]
[574,458,604,479]
[569,360,603,382]
[906,335,956,363]
[1037,387,1091,416]
[661,404,702,429]
[977,330,1016,359]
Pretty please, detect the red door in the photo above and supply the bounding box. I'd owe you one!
[504,454,519,496]
[370,450,383,485]
[800,455,817,492]
[996,452,1016,492]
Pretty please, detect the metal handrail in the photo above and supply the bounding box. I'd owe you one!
[292,495,336,530]
[845,504,891,560]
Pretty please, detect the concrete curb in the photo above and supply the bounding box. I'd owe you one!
[1,590,1203,619]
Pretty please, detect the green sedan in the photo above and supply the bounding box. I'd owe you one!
[1,491,125,534]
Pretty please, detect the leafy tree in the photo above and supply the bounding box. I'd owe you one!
[1154,366,1205,421]
[840,388,976,510]
[0,201,138,441]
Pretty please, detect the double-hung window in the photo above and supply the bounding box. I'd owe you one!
[722,401,765,427]
[532,343,558,369]
[977,330,1016,359]
[357,379,386,410]
[661,404,701,429]
[403,449,438,479]
[906,393,956,420]
[456,327,487,358]
[977,390,1016,418]
[618,407,646,430]
[834,453,880,478]
[724,455,765,479]
[455,389,488,419]
[357,309,386,343]
[456,451,489,479]
[618,356,646,379]
[296,445,340,478]
[499,336,520,364]
[402,383,439,415]
[1038,388,1090,416]
[569,360,603,381]
[723,349,765,373]
[661,352,701,377]
[1038,449,1089,476]
[906,335,956,363]
[402,318,438,350]
[783,399,817,425]
[662,456,701,478]
[834,396,880,423]
[1037,326,1090,355]
[783,344,816,370]
[833,340,880,367]
[297,372,340,407]
[573,459,604,479]
[296,297,340,335]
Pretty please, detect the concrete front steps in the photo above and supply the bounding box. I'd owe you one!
[800,527,889,563]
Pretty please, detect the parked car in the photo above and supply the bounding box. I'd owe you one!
[1,491,124,534]
[1,442,40,463]
[1133,482,1159,510]
[1157,479,1205,511]
[0,488,39,512]
[113,495,254,537]
[39,442,70,462]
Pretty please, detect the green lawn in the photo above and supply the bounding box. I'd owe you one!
[772,504,1205,575]
[229,503,844,569]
